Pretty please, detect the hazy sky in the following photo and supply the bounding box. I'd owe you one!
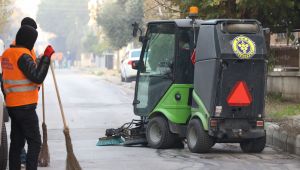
[15,0,41,18]
[14,0,52,52]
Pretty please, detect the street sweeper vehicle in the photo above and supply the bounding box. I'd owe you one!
[99,7,267,153]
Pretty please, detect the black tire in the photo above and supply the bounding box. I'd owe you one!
[124,76,129,82]
[0,123,8,170]
[146,116,176,149]
[121,75,125,82]
[240,134,266,153]
[186,119,214,153]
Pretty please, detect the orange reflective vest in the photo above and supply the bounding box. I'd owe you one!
[1,47,39,107]
[11,41,37,61]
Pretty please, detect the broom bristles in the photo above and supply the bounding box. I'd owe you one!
[38,123,50,167]
[64,127,81,170]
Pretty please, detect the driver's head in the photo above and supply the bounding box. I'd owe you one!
[179,32,190,49]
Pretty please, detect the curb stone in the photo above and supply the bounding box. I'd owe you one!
[266,122,300,156]
[272,128,281,149]
[287,135,296,154]
[265,123,279,145]
[296,134,300,155]
[279,130,288,151]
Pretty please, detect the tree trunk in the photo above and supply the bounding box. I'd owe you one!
[116,50,120,70]
[286,28,290,45]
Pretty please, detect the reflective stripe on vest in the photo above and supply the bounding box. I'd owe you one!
[4,85,38,94]
[2,79,33,85]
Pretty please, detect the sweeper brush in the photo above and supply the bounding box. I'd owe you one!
[96,136,124,146]
[97,119,147,146]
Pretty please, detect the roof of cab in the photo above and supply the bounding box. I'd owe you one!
[200,19,261,25]
[147,19,261,27]
[147,19,203,27]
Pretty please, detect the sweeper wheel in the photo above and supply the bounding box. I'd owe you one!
[240,133,266,153]
[186,119,214,153]
[146,116,176,149]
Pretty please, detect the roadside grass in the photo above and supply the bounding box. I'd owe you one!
[265,93,300,119]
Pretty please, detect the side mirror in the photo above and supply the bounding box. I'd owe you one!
[132,22,143,38]
[131,60,139,70]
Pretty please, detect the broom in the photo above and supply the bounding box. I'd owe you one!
[38,84,50,167]
[50,62,81,170]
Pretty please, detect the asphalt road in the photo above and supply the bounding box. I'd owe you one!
[6,69,300,170]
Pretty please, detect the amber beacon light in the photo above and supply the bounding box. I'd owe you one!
[189,6,199,17]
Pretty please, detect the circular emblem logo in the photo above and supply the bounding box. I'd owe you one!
[232,35,256,59]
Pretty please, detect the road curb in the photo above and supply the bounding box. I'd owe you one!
[296,134,300,155]
[266,122,300,156]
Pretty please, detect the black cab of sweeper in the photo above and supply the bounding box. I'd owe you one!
[187,19,267,153]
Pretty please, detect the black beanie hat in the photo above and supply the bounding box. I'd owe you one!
[16,25,38,51]
[21,17,37,29]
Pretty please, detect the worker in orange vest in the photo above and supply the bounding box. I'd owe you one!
[17,17,38,168]
[1,25,55,170]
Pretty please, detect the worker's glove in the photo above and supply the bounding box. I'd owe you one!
[44,45,55,58]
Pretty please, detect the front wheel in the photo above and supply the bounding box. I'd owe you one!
[146,116,176,149]
[240,134,266,153]
[186,119,214,153]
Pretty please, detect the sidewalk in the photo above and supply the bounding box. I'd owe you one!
[266,118,300,156]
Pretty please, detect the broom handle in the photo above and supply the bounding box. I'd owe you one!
[42,83,45,123]
[50,61,68,128]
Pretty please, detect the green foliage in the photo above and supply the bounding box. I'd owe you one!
[97,0,143,49]
[168,0,300,32]
[266,93,300,119]
[37,0,89,58]
[82,32,111,55]
[267,104,300,119]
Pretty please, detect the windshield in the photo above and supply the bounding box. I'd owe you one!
[134,23,175,116]
[142,24,175,74]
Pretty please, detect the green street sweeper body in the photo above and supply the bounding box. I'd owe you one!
[131,18,267,153]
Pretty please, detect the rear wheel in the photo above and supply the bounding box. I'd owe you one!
[187,119,214,153]
[0,122,8,170]
[146,116,176,149]
[240,134,266,153]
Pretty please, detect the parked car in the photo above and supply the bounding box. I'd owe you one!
[120,49,141,82]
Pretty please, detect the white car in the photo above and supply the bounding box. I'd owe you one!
[120,49,141,82]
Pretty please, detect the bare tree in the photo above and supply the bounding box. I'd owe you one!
[144,0,180,21]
